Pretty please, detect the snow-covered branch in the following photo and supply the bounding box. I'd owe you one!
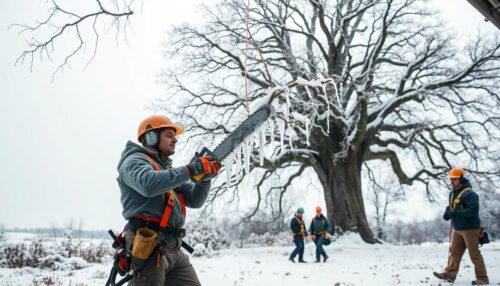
[13,0,134,80]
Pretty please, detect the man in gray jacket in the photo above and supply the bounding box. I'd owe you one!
[117,114,221,286]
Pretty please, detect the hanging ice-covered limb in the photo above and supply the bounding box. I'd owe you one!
[282,102,290,121]
[243,139,252,175]
[268,119,275,142]
[291,111,311,146]
[330,79,341,109]
[284,89,291,117]
[242,141,248,175]
[279,119,286,153]
[235,144,242,177]
[258,126,265,166]
[223,153,234,192]
[241,141,248,175]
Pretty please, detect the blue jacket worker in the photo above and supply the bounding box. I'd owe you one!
[289,207,307,263]
[433,167,488,285]
[309,206,332,263]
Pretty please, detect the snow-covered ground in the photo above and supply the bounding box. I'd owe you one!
[1,234,498,286]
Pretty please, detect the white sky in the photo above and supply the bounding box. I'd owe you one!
[0,0,497,230]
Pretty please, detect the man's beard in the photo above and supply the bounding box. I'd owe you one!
[160,147,175,158]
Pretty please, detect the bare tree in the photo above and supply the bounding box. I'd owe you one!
[159,0,500,243]
[366,162,405,240]
[12,0,134,79]
[262,174,302,233]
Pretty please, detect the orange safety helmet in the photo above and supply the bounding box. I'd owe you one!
[137,115,184,142]
[448,167,465,179]
[315,206,322,212]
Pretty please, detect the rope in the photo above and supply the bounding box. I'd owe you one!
[245,3,273,87]
[243,0,274,114]
[244,0,250,116]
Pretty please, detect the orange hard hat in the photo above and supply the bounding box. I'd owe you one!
[448,167,465,179]
[315,206,322,212]
[137,115,184,142]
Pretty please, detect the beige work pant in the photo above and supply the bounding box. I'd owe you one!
[125,230,201,286]
[446,229,488,282]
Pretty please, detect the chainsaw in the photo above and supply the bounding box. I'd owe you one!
[192,104,275,181]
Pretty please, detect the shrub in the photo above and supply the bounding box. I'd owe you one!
[0,233,112,269]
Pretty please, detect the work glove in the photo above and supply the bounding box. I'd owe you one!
[310,235,316,241]
[443,206,452,221]
[325,233,332,240]
[186,156,221,179]
[200,156,222,182]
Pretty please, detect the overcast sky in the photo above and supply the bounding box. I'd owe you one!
[0,0,497,230]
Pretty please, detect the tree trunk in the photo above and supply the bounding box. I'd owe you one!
[315,152,378,244]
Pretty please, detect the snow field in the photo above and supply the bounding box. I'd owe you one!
[194,241,499,286]
[1,234,498,285]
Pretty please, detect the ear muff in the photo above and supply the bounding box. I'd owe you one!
[143,131,159,147]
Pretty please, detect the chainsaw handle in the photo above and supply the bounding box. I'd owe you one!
[192,147,214,182]
[197,147,210,157]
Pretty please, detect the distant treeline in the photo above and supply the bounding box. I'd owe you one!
[5,228,110,240]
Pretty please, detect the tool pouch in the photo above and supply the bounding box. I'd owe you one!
[132,228,158,261]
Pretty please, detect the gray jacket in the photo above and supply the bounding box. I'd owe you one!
[117,141,211,228]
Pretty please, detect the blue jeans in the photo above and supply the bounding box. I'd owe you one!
[290,236,304,261]
[315,236,327,261]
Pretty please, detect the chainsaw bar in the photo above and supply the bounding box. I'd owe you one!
[211,104,274,161]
